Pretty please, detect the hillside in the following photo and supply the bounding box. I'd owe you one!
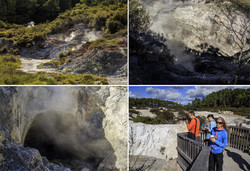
[0,0,127,85]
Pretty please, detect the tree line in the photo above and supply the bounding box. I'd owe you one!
[187,88,250,108]
[0,0,127,24]
[129,98,181,109]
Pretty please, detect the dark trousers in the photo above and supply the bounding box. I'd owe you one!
[209,152,223,171]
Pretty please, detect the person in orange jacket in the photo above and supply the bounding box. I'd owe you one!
[186,111,201,142]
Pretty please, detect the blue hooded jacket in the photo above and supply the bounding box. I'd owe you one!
[209,127,228,154]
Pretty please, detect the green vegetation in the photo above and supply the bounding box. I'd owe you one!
[129,109,141,115]
[0,1,127,48]
[129,0,150,33]
[130,88,250,124]
[0,54,108,85]
[88,36,123,49]
[130,108,176,124]
[186,88,250,118]
[0,1,127,85]
[230,0,250,15]
[129,98,181,109]
[187,89,250,108]
[58,48,75,59]
[0,0,126,24]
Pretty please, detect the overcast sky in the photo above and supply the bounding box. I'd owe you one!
[129,86,250,105]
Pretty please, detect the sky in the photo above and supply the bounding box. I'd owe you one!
[129,86,250,105]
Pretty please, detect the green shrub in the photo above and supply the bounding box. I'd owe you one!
[150,108,160,114]
[106,19,123,34]
[88,37,122,49]
[1,54,20,63]
[129,109,141,114]
[0,46,8,53]
[58,48,74,59]
[9,48,19,55]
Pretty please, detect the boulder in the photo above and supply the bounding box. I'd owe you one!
[0,126,70,171]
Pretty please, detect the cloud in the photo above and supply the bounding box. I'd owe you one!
[184,86,250,103]
[130,86,250,105]
[146,87,182,100]
[185,86,246,98]
[129,91,141,98]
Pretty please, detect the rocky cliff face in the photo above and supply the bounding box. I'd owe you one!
[141,0,249,56]
[129,121,187,160]
[0,87,128,170]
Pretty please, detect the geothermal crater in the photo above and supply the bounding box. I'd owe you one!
[0,87,127,171]
[23,111,114,170]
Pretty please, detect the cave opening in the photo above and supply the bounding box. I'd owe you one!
[24,111,116,170]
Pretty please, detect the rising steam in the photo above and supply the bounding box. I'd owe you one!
[22,87,115,163]
[141,0,207,71]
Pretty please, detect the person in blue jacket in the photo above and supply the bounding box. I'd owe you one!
[209,117,229,171]
[204,114,216,143]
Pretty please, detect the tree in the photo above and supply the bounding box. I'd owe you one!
[215,0,250,84]
[129,0,150,33]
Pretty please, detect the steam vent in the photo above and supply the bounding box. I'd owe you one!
[0,87,128,171]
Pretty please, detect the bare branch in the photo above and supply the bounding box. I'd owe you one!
[243,58,250,66]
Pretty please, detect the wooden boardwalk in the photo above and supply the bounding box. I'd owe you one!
[177,126,250,171]
[223,147,250,171]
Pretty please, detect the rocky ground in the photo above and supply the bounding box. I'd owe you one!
[129,155,181,171]
[19,59,58,73]
[0,126,70,171]
[3,22,128,85]
[135,109,157,118]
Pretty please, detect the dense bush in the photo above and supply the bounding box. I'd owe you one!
[188,88,250,108]
[129,0,150,33]
[0,2,127,47]
[0,0,82,24]
[0,46,8,53]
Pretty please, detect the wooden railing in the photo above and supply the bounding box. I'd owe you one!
[177,132,210,171]
[177,126,250,171]
[228,126,250,153]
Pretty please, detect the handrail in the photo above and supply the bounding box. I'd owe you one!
[177,132,209,171]
[189,146,210,171]
[228,126,250,153]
